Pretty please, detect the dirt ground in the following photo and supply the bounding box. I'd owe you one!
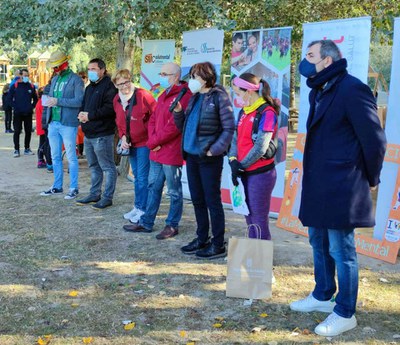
[0,127,399,345]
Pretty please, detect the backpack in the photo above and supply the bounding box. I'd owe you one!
[239,103,278,160]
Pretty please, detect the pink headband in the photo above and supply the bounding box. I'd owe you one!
[233,77,260,91]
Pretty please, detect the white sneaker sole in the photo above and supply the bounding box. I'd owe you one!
[290,302,335,313]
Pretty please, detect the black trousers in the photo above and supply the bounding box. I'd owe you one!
[13,112,32,150]
[4,108,12,130]
[38,132,52,164]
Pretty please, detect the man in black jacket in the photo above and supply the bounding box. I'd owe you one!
[76,58,118,209]
[8,68,38,157]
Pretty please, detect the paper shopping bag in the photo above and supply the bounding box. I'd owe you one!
[226,236,273,299]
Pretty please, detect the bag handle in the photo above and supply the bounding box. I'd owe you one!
[246,224,262,239]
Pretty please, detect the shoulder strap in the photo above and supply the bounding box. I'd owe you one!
[251,103,271,137]
[124,89,137,144]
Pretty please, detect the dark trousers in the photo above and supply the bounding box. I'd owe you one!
[13,112,32,150]
[186,154,225,247]
[4,109,12,130]
[38,132,52,164]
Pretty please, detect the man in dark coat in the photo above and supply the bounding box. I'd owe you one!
[75,58,118,209]
[289,40,386,337]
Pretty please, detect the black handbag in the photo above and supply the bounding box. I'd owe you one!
[116,91,136,156]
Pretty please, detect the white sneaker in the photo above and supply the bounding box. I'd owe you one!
[290,293,335,313]
[315,312,357,336]
[129,209,145,223]
[123,207,138,220]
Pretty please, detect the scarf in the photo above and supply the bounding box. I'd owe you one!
[119,88,134,110]
[306,58,348,90]
[243,97,266,115]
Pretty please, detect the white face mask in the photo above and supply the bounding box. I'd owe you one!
[188,78,202,94]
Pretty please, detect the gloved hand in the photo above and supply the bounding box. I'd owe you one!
[229,159,244,176]
[229,159,244,187]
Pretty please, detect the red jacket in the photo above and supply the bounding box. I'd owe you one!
[147,82,192,166]
[114,88,156,147]
[35,98,45,136]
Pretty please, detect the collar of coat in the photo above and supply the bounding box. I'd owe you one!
[306,58,347,89]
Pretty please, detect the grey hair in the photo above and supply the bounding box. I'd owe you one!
[308,39,342,62]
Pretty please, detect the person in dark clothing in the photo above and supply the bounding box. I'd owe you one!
[7,68,38,157]
[2,83,13,133]
[76,58,118,209]
[173,62,235,259]
[289,40,386,337]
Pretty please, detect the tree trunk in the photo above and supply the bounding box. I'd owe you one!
[116,31,135,177]
[117,31,134,70]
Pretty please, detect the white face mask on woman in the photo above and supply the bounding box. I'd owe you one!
[188,78,203,94]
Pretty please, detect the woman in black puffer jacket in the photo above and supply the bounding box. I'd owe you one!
[173,62,234,259]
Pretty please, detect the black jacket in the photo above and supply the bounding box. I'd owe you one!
[80,75,118,138]
[174,85,234,158]
[7,81,38,114]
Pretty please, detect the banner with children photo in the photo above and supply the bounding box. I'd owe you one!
[230,27,292,215]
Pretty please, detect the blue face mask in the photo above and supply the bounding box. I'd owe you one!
[22,76,29,83]
[159,76,170,89]
[298,58,320,78]
[88,70,99,82]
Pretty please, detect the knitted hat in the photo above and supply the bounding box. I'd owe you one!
[49,51,70,67]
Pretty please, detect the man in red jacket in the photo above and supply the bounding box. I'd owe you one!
[123,62,191,239]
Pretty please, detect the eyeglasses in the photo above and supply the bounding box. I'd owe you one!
[115,80,131,89]
[158,72,174,77]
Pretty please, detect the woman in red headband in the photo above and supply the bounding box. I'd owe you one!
[229,73,280,241]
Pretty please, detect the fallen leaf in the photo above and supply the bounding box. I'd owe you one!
[147,285,155,289]
[214,316,224,321]
[124,322,136,331]
[302,328,311,335]
[37,335,52,345]
[179,330,187,338]
[251,326,262,333]
[71,303,80,308]
[213,323,222,328]
[68,290,78,297]
[259,313,268,318]
[82,337,93,344]
[186,343,195,345]
[379,277,389,283]
[362,326,376,334]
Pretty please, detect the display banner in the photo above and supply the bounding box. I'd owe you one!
[372,17,400,260]
[229,27,292,215]
[181,28,224,81]
[180,28,225,198]
[277,17,398,264]
[140,39,175,98]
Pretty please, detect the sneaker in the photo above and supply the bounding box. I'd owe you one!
[123,223,152,233]
[196,243,227,259]
[290,293,336,313]
[37,161,47,169]
[76,195,101,205]
[129,209,145,223]
[181,238,211,255]
[13,150,20,158]
[24,148,34,155]
[123,207,138,220]
[314,312,357,337]
[156,225,179,240]
[46,164,53,173]
[92,198,113,210]
[64,188,79,200]
[40,187,63,196]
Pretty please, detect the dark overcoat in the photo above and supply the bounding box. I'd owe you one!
[299,69,386,229]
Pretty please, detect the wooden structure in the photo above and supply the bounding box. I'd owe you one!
[0,54,11,84]
[27,51,51,87]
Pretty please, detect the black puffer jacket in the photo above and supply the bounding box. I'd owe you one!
[174,85,234,158]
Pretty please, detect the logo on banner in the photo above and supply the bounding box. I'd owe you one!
[385,218,400,242]
[144,53,171,64]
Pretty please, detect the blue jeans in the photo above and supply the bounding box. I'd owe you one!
[140,161,183,229]
[48,122,78,190]
[84,134,117,201]
[129,146,150,211]
[186,154,225,247]
[308,227,359,318]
